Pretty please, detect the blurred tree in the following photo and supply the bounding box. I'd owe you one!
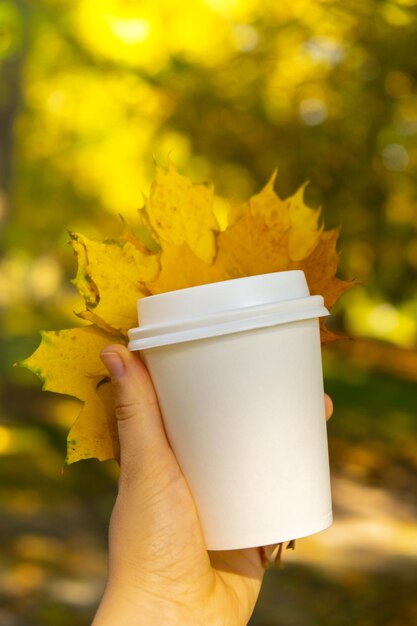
[0,0,28,224]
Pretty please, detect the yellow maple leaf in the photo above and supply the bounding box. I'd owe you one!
[19,326,123,464]
[148,241,225,294]
[141,163,219,264]
[21,327,114,400]
[286,182,323,261]
[22,164,354,465]
[70,230,160,335]
[67,381,119,464]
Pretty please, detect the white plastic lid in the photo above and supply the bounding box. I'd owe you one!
[128,271,329,350]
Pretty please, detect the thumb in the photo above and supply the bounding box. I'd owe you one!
[100,344,174,478]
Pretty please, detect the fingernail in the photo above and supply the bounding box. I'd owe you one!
[100,351,125,381]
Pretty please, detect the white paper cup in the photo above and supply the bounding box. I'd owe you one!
[128,271,333,550]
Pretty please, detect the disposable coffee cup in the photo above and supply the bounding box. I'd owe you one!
[128,270,333,551]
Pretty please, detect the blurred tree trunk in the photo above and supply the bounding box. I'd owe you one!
[0,0,29,232]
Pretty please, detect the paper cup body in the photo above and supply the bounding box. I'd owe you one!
[128,271,333,550]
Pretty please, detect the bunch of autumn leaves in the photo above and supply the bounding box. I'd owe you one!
[22,165,353,465]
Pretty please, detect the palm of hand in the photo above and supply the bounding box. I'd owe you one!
[107,445,264,626]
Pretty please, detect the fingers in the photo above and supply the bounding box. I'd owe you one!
[100,344,334,488]
[100,345,173,478]
[324,393,333,421]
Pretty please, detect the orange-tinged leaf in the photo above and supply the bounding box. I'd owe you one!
[319,322,350,345]
[215,212,290,277]
[294,229,356,344]
[214,179,291,278]
[295,229,355,310]
[70,231,160,334]
[141,164,219,264]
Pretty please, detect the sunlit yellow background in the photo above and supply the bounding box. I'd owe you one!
[1,0,417,347]
[1,1,417,624]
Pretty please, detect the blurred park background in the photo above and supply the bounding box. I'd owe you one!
[1,0,417,624]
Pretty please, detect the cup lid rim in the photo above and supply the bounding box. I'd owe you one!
[128,294,329,351]
[138,270,312,328]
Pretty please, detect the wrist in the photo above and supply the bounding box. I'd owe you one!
[92,584,208,626]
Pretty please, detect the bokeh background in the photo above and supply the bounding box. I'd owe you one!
[1,0,417,624]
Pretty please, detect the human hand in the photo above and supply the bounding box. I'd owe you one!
[93,345,333,626]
